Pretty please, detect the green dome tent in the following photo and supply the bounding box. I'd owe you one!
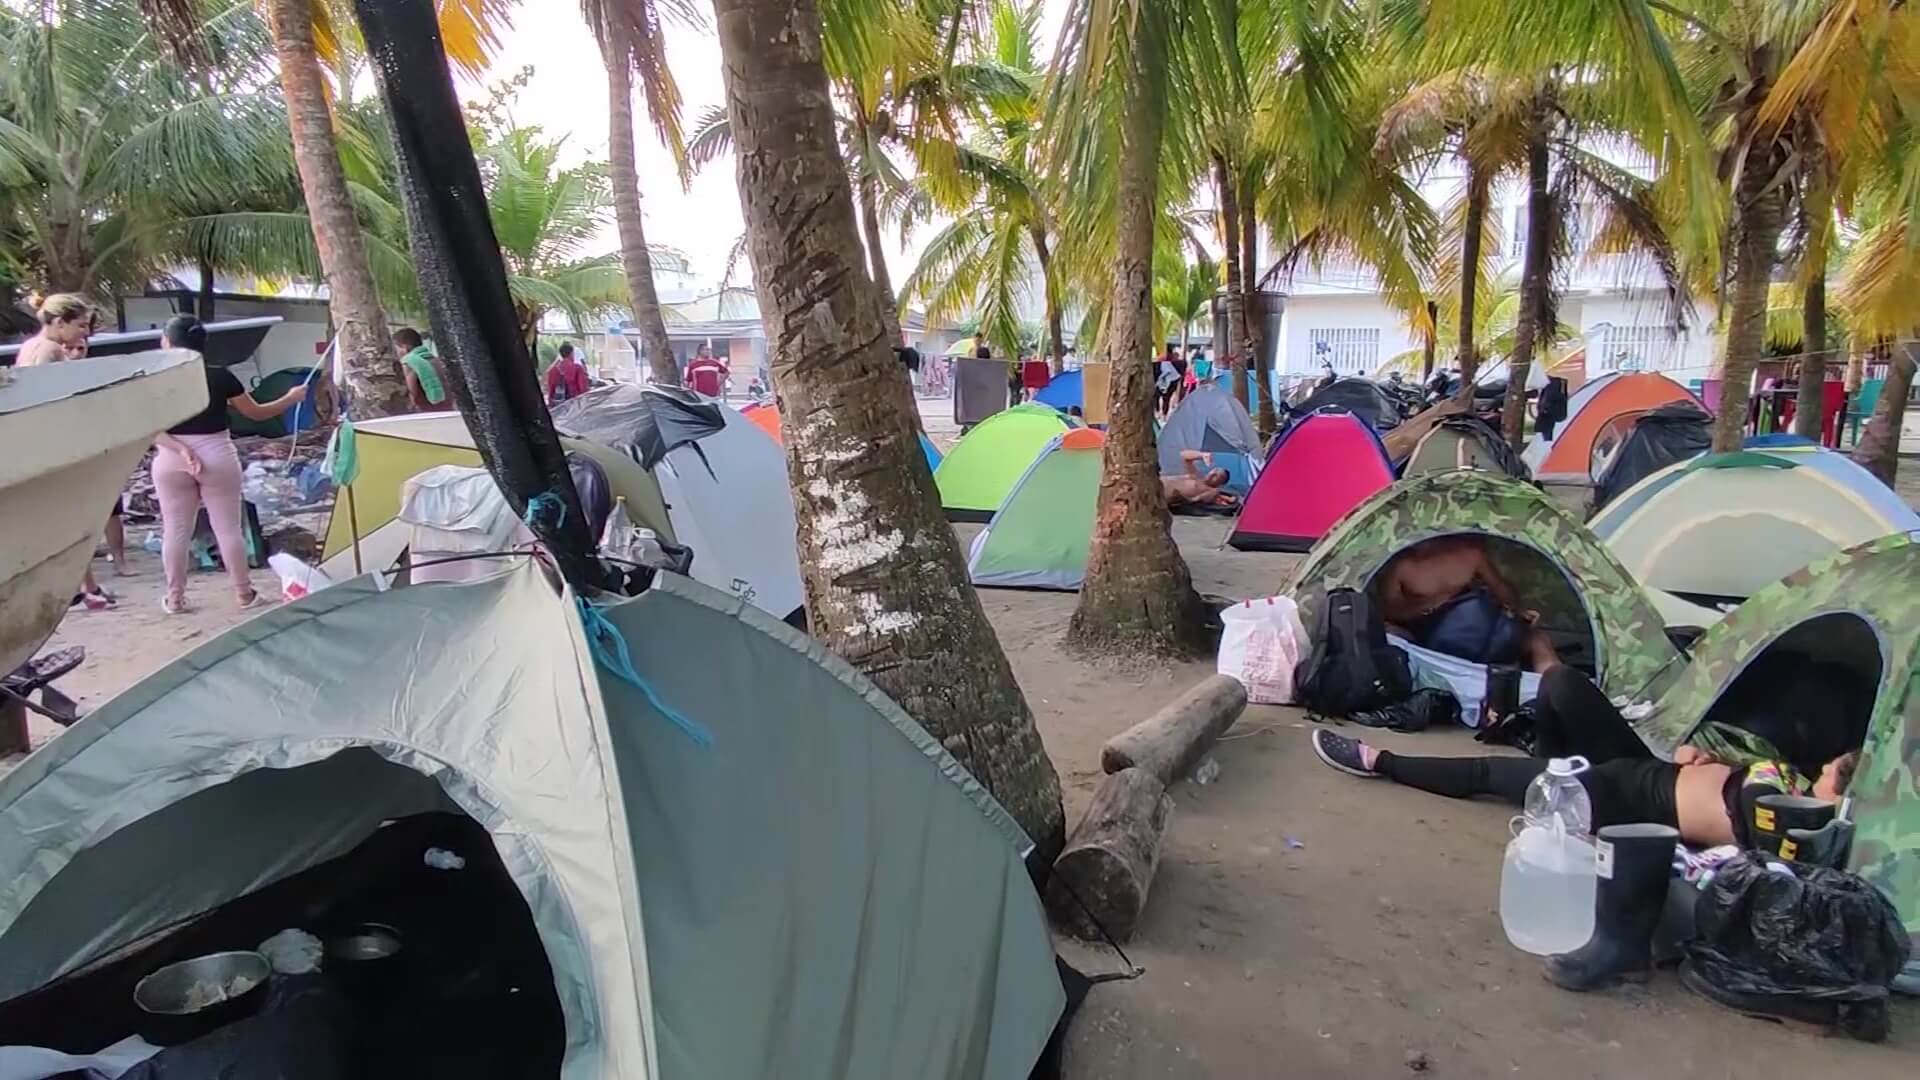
[0,564,1063,1077]
[1282,470,1682,704]
[1635,532,1920,952]
[966,428,1106,590]
[935,404,1078,522]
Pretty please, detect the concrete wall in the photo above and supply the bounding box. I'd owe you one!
[1275,293,1423,383]
[1565,294,1719,387]
[121,295,332,382]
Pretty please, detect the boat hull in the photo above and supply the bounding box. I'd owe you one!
[1,351,205,675]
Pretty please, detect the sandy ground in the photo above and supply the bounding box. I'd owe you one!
[10,398,1920,1075]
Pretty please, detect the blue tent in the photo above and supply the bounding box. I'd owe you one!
[920,432,944,471]
[1032,369,1082,412]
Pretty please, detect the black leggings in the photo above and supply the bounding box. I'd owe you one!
[1529,665,1652,762]
[1374,668,1676,828]
[1372,752,1679,829]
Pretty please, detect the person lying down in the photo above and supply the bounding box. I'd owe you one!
[1309,664,1861,848]
[1162,450,1239,510]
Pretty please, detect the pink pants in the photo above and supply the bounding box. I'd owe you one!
[152,433,251,601]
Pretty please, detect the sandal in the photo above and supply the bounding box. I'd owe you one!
[162,595,189,616]
[79,589,116,611]
[236,589,266,610]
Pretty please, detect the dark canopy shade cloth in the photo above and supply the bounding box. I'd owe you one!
[1590,401,1712,512]
[954,357,1012,425]
[0,317,280,369]
[1229,409,1395,551]
[550,384,727,470]
[1285,377,1400,435]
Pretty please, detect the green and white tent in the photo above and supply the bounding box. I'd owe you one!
[936,405,1079,522]
[967,429,1106,590]
[1283,470,1682,703]
[1636,532,1920,951]
[0,565,1062,1078]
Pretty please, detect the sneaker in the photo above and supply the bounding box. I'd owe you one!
[1312,728,1379,778]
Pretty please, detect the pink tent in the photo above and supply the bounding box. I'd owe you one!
[1228,411,1395,552]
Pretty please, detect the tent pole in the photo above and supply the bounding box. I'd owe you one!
[347,485,363,575]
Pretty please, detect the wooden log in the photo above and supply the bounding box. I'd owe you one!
[1101,674,1248,785]
[1044,767,1172,943]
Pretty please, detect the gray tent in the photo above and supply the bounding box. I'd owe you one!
[1157,385,1262,494]
[0,565,1061,1077]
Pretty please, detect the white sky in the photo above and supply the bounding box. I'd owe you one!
[469,17,931,288]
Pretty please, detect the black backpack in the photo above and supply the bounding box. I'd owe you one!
[1294,587,1413,717]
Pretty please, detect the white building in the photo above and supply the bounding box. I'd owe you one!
[1269,152,1719,392]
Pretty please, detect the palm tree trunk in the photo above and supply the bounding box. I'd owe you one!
[1421,300,1437,380]
[1851,336,1914,485]
[854,121,905,349]
[267,0,408,417]
[605,20,681,388]
[1712,140,1789,451]
[1241,179,1275,439]
[1503,126,1551,450]
[1030,224,1065,374]
[714,0,1064,864]
[1456,163,1489,394]
[1068,26,1209,657]
[1792,271,1828,440]
[1216,154,1248,409]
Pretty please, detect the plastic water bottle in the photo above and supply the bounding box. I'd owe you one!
[1498,756,1598,955]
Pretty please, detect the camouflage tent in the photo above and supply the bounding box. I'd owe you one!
[1635,532,1920,948]
[1283,470,1681,703]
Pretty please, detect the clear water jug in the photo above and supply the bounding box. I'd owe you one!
[1498,757,1597,955]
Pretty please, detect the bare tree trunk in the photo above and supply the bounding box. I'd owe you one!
[197,254,216,322]
[1713,139,1789,452]
[1793,272,1828,440]
[1503,126,1551,450]
[268,0,407,416]
[1216,154,1248,409]
[714,0,1064,863]
[1068,26,1209,657]
[1421,300,1437,380]
[1031,224,1066,374]
[1456,163,1489,393]
[605,21,681,387]
[1241,179,1275,439]
[854,124,905,349]
[1852,336,1914,486]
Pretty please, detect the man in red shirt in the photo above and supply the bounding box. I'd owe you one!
[545,341,589,404]
[685,343,730,398]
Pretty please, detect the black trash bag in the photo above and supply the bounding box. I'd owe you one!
[1686,855,1910,1007]
[1350,687,1460,733]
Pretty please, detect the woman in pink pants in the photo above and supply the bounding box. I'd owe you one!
[152,316,307,614]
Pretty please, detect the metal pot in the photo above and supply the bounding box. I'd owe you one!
[132,950,271,1046]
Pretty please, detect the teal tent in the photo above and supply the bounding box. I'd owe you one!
[0,564,1062,1078]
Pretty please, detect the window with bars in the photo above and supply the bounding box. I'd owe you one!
[1309,328,1381,373]
[1597,325,1674,371]
[1510,207,1530,259]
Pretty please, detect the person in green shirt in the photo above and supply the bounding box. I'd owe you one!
[392,327,447,411]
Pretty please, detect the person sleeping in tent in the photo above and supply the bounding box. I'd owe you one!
[1162,450,1239,510]
[1375,536,1561,672]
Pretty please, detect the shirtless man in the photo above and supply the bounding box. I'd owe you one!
[1162,450,1232,508]
[1375,535,1558,670]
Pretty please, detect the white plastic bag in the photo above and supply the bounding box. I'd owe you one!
[1217,596,1308,704]
[268,553,333,601]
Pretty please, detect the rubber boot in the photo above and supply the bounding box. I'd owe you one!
[1545,823,1678,991]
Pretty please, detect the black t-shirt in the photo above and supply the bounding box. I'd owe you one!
[170,365,247,435]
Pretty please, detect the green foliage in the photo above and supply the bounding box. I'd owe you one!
[0,0,301,297]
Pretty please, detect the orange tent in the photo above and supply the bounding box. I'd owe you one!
[1524,371,1700,481]
[741,402,782,443]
